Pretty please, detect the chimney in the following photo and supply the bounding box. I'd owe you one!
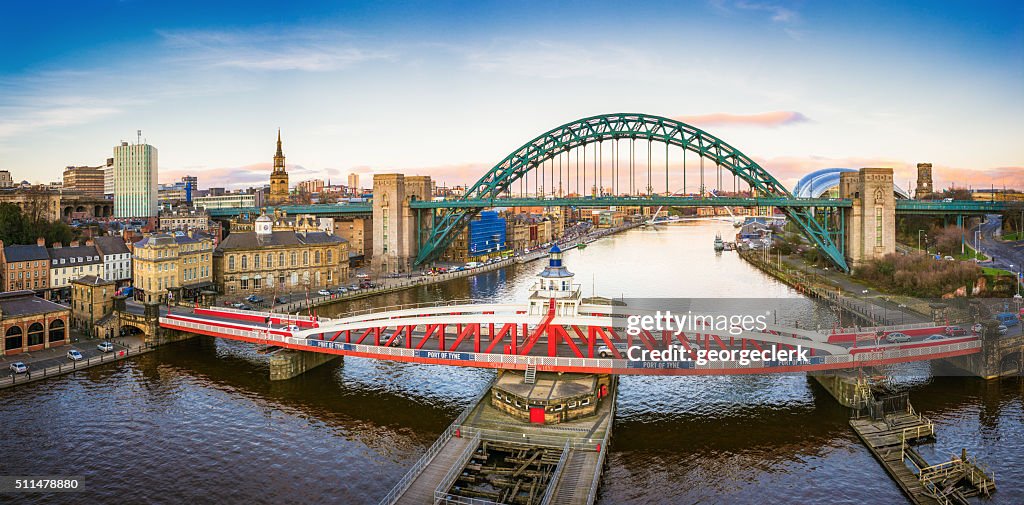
[37,237,45,247]
[70,240,80,247]
[53,242,62,249]
[85,239,94,247]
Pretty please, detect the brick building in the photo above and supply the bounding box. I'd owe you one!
[1,290,70,356]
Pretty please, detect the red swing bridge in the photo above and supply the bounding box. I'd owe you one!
[159,246,980,375]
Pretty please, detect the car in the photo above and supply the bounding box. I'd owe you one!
[348,284,358,290]
[386,336,405,347]
[924,334,947,341]
[9,362,28,374]
[944,326,968,336]
[997,325,1009,335]
[597,342,631,358]
[282,325,301,332]
[333,287,348,294]
[67,350,84,361]
[274,296,288,304]
[231,302,245,308]
[97,342,114,352]
[317,289,332,296]
[246,295,264,303]
[972,323,984,334]
[239,305,253,311]
[885,332,912,344]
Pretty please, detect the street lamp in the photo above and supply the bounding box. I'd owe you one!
[974,230,982,262]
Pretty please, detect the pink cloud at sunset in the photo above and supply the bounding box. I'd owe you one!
[672,111,810,128]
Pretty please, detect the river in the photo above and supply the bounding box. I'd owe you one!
[1,220,1021,504]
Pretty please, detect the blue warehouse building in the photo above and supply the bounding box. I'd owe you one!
[468,210,506,256]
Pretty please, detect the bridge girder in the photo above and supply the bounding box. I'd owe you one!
[415,113,850,271]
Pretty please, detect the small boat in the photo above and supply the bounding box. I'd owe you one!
[714,233,725,252]
[577,242,588,250]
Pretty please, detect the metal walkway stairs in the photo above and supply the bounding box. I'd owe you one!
[524,364,537,384]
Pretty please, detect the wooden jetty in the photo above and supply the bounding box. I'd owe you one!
[851,400,995,505]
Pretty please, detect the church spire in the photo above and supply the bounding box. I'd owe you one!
[276,128,283,158]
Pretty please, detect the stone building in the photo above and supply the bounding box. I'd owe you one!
[133,231,215,304]
[1,290,70,356]
[840,167,896,267]
[334,217,371,259]
[371,174,432,274]
[159,207,210,232]
[0,238,50,294]
[213,213,349,295]
[915,162,933,199]
[0,188,62,222]
[63,165,106,197]
[70,275,116,335]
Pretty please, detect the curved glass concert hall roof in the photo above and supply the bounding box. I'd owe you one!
[793,168,910,199]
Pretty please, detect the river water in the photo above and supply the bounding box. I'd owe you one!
[1,220,1021,504]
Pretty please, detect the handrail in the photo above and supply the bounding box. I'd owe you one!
[377,375,496,505]
[539,440,572,505]
[584,378,618,505]
[432,432,482,504]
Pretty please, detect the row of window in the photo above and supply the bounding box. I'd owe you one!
[3,320,65,350]
[228,249,334,271]
[492,391,591,411]
[51,256,97,265]
[9,261,44,269]
[8,279,47,289]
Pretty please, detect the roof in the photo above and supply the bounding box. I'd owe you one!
[71,275,115,286]
[92,235,130,256]
[549,244,562,254]
[0,291,69,318]
[48,245,102,265]
[217,230,346,251]
[134,232,212,248]
[793,168,911,199]
[3,244,49,263]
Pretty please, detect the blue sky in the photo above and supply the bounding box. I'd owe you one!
[1,0,1021,190]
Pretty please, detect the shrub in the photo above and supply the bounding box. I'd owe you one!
[854,253,980,297]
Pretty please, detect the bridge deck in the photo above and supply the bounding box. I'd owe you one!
[850,415,940,505]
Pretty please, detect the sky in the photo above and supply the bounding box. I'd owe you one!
[0,0,1021,192]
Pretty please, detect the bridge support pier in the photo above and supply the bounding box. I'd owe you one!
[809,370,864,408]
[269,350,342,380]
[840,167,896,268]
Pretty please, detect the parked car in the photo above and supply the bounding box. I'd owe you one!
[997,325,1009,335]
[387,336,405,347]
[317,289,332,296]
[239,305,253,311]
[924,334,947,341]
[333,287,348,294]
[246,295,265,304]
[348,284,359,291]
[885,332,912,344]
[231,302,245,308]
[972,323,984,334]
[944,326,968,336]
[995,312,1019,327]
[67,350,84,361]
[97,342,114,352]
[9,362,28,374]
[275,296,288,304]
[283,325,301,332]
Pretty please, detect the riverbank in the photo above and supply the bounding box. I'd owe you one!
[737,249,931,328]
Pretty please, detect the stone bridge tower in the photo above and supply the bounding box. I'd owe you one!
[372,174,433,274]
[840,167,896,268]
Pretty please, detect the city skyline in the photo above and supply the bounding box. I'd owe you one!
[0,1,1021,191]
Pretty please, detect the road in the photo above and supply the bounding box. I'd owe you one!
[0,337,136,379]
[975,215,1024,275]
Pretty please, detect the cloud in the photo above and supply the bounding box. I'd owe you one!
[158,29,391,72]
[673,111,810,128]
[736,1,799,23]
[0,102,121,139]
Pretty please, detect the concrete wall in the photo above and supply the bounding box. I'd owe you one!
[371,174,432,273]
[269,350,341,380]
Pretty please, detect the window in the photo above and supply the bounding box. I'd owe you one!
[326,250,332,263]
[4,326,22,351]
[291,252,296,266]
[875,207,883,247]
[48,319,65,342]
[303,251,309,265]
[266,254,273,268]
[279,252,285,266]
[314,251,320,264]
[27,322,44,346]
[241,278,248,290]
[254,254,260,269]
[241,255,248,269]
[229,256,235,270]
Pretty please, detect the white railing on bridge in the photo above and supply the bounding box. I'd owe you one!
[538,440,572,505]
[161,317,982,373]
[432,432,483,505]
[824,321,945,336]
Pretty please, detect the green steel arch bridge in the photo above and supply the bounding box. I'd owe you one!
[208,113,1009,272]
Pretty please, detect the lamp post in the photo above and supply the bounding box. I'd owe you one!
[974,230,981,262]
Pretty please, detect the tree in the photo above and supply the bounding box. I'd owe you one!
[0,203,28,244]
[0,203,78,246]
